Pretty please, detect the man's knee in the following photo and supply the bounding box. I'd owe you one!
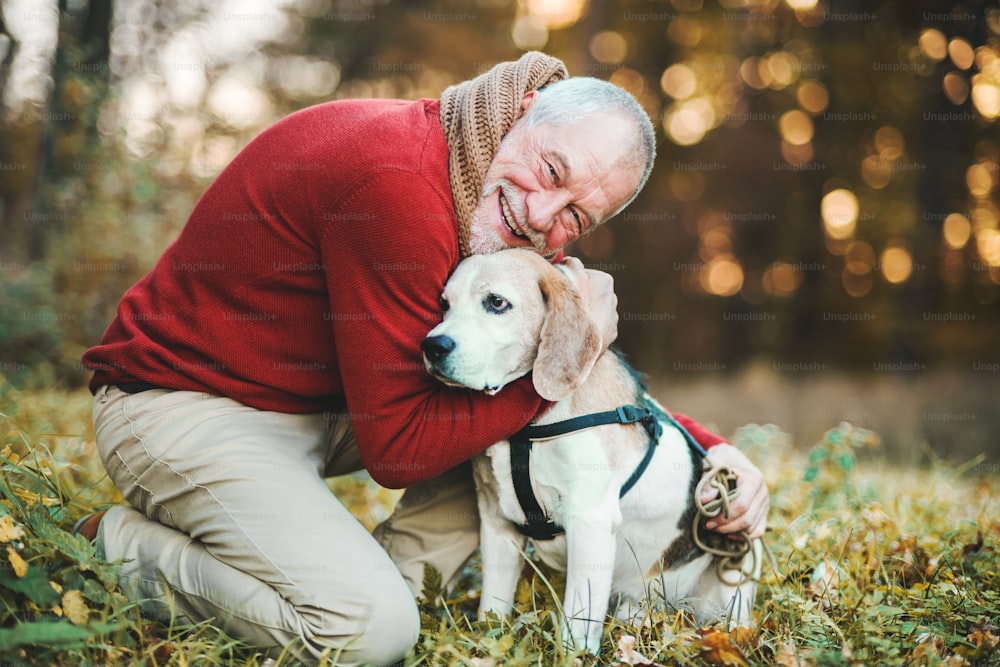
[354,592,421,665]
[303,578,420,666]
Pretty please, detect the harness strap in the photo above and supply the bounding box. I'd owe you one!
[509,404,663,540]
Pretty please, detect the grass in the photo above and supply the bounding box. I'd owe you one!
[0,384,998,666]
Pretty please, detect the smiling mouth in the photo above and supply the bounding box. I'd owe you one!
[499,191,527,240]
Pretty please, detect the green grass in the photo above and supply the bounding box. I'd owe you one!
[0,385,998,666]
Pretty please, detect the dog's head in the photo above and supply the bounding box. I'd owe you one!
[422,249,602,401]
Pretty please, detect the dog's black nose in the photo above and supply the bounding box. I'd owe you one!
[421,335,456,362]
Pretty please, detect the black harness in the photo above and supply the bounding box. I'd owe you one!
[508,402,708,540]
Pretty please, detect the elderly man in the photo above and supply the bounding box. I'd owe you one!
[80,52,768,665]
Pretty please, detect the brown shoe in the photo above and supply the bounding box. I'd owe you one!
[72,510,107,543]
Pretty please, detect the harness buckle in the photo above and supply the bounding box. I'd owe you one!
[616,405,641,423]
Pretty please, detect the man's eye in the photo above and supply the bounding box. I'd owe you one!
[440,296,450,312]
[483,294,512,314]
[547,163,558,182]
[568,208,582,233]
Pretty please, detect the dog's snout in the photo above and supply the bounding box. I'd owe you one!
[421,335,456,363]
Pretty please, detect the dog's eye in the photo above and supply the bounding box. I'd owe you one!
[484,294,511,314]
[439,296,450,313]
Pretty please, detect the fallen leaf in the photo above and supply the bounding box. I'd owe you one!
[774,639,810,667]
[615,634,660,666]
[0,515,25,543]
[697,627,750,667]
[12,487,58,507]
[5,545,27,577]
[61,589,90,625]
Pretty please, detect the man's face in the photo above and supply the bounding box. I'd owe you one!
[469,92,644,256]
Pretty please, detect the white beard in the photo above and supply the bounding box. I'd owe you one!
[469,212,509,255]
[468,179,546,256]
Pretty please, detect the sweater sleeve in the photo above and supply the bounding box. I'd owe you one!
[673,412,727,449]
[320,169,545,488]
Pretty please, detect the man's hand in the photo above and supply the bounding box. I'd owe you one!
[699,443,769,539]
[560,256,618,354]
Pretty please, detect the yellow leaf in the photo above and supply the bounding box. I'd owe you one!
[698,627,750,667]
[50,580,63,594]
[5,546,27,577]
[61,589,90,626]
[12,488,58,507]
[775,639,814,667]
[0,515,25,543]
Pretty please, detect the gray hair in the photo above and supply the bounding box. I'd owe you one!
[523,76,657,221]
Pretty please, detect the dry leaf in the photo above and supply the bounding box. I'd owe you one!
[0,515,25,543]
[5,545,27,577]
[12,487,58,507]
[61,589,90,625]
[615,634,660,666]
[774,639,810,667]
[697,627,750,667]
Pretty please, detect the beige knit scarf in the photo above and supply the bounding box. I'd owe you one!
[439,52,568,257]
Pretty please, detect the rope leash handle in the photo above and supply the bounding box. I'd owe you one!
[693,464,778,586]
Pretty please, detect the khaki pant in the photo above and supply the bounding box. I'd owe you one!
[92,385,480,666]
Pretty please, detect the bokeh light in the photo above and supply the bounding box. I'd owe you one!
[967,162,996,197]
[943,213,972,249]
[976,228,1000,266]
[701,256,744,296]
[842,269,874,298]
[861,156,892,189]
[661,64,698,100]
[524,0,586,29]
[510,15,548,49]
[943,72,970,105]
[667,14,703,47]
[821,189,860,240]
[948,38,976,70]
[590,31,628,64]
[779,109,813,145]
[881,246,914,284]
[875,126,905,161]
[797,80,829,114]
[972,79,1000,119]
[845,241,875,275]
[919,29,948,62]
[763,261,804,297]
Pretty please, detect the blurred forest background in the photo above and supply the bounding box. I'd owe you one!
[0,0,997,462]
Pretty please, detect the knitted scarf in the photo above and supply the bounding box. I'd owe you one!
[439,52,568,257]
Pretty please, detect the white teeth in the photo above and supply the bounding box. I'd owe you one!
[500,193,526,239]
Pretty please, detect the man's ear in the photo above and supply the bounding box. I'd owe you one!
[532,268,603,401]
[515,90,538,120]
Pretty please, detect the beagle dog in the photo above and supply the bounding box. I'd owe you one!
[421,249,760,654]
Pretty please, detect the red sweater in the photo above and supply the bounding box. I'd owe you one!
[84,98,724,487]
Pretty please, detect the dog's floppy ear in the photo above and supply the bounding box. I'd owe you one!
[533,268,603,401]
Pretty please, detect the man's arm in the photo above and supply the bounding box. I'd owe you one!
[320,171,546,488]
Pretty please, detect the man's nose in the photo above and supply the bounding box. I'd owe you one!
[525,190,571,232]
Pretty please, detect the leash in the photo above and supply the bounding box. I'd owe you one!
[647,400,777,584]
[694,464,779,585]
